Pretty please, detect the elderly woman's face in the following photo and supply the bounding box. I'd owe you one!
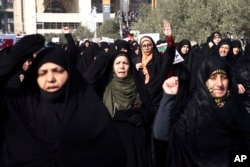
[219,44,230,57]
[113,56,130,78]
[206,72,229,98]
[37,62,68,92]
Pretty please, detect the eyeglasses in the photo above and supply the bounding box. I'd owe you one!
[141,44,153,48]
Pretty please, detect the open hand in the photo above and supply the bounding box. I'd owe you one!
[163,20,172,37]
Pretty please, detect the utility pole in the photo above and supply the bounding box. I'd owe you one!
[152,0,157,9]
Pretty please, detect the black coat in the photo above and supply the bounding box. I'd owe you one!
[0,35,126,167]
[153,56,250,167]
[84,51,155,167]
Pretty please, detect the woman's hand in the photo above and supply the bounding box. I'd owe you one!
[238,84,245,94]
[162,76,179,95]
[135,63,143,71]
[163,20,172,37]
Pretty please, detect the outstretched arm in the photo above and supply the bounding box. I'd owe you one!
[63,27,79,66]
[163,19,174,47]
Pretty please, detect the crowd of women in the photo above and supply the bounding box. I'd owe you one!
[0,20,250,167]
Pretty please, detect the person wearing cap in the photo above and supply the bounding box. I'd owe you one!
[153,55,250,167]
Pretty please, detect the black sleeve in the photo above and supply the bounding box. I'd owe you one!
[83,52,109,86]
[153,93,177,141]
[64,33,79,67]
[0,34,44,86]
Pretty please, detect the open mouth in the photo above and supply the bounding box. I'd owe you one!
[46,86,60,92]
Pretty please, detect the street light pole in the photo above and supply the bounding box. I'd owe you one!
[91,6,97,38]
[152,0,157,9]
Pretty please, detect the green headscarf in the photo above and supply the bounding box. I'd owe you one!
[103,73,142,117]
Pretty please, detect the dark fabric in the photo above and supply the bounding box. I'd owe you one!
[166,95,250,167]
[170,39,192,110]
[137,36,176,113]
[137,36,175,167]
[114,39,131,54]
[77,42,101,74]
[0,42,126,167]
[84,50,155,167]
[5,70,22,89]
[200,32,221,59]
[236,43,250,113]
[215,38,233,62]
[230,39,243,66]
[188,45,203,94]
[153,56,250,167]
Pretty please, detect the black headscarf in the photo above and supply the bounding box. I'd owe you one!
[177,39,191,58]
[215,38,233,61]
[77,42,101,74]
[195,55,235,108]
[138,36,176,113]
[103,52,142,116]
[166,55,250,167]
[2,46,126,167]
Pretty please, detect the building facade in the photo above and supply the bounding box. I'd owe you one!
[0,0,150,35]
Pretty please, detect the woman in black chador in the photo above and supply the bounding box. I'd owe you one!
[153,56,250,167]
[0,34,126,167]
[84,50,155,167]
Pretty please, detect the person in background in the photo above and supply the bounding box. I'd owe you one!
[167,39,193,110]
[201,31,222,58]
[230,39,243,66]
[6,55,34,88]
[215,38,233,62]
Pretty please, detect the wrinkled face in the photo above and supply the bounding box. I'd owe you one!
[37,62,68,92]
[219,44,230,57]
[113,56,130,78]
[206,72,229,98]
[141,40,153,54]
[213,34,222,45]
[181,45,190,55]
[233,47,240,55]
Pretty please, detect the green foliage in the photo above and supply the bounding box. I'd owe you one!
[72,26,94,40]
[131,0,250,44]
[97,18,121,39]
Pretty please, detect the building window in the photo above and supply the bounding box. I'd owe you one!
[41,22,80,30]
